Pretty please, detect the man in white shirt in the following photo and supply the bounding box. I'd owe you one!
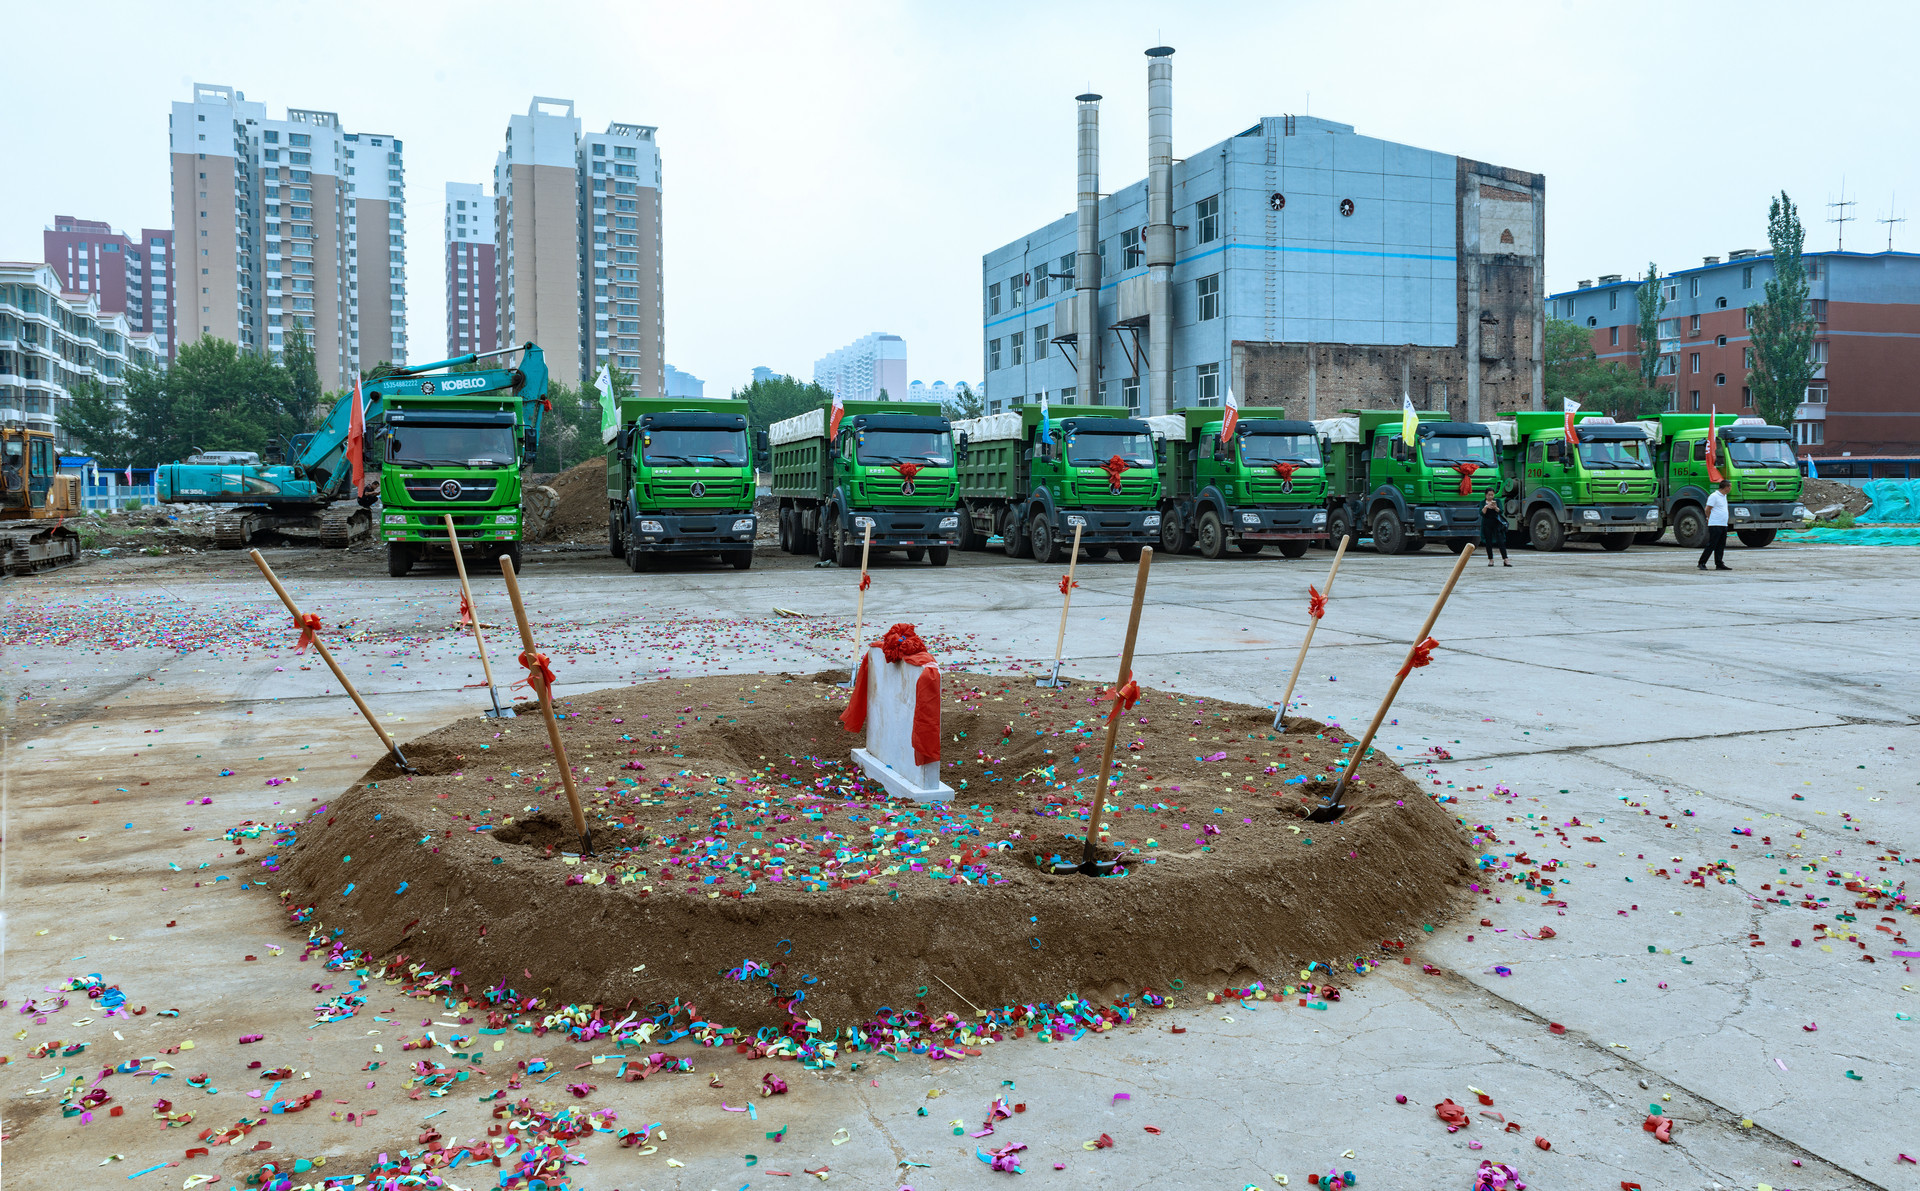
[1698,480,1731,571]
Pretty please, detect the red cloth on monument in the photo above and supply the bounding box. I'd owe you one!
[839,622,942,765]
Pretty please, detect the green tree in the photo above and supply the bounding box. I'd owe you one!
[62,376,134,467]
[732,375,835,433]
[1747,191,1817,428]
[1635,261,1667,404]
[942,383,985,420]
[281,322,324,428]
[123,335,298,464]
[1544,317,1662,420]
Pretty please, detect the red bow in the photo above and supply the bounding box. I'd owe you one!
[858,573,871,592]
[293,613,322,653]
[1451,461,1481,496]
[1307,585,1327,620]
[516,649,557,693]
[457,592,474,627]
[1273,461,1298,483]
[892,462,923,481]
[1059,574,1079,596]
[1100,455,1130,492]
[1098,675,1141,723]
[1397,636,1439,679]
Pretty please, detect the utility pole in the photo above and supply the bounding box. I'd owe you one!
[1827,181,1856,252]
[1876,194,1906,252]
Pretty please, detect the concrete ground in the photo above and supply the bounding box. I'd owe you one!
[3,537,1914,1191]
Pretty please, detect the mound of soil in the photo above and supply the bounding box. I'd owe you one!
[536,456,609,543]
[1801,477,1871,517]
[280,674,1474,1027]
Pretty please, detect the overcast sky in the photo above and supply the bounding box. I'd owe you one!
[7,1,1916,394]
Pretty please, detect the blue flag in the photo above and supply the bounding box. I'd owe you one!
[1037,392,1053,445]
[1806,453,1819,479]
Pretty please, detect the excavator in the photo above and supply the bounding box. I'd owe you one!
[154,343,547,552]
[0,421,83,575]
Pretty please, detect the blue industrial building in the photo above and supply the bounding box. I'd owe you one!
[982,55,1545,423]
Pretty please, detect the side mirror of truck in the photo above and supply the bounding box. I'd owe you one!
[754,430,771,469]
[957,432,970,462]
[1211,437,1227,463]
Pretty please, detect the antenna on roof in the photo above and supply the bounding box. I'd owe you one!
[1876,193,1906,253]
[1827,179,1856,252]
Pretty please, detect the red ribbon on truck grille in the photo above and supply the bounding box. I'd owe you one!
[1451,461,1481,496]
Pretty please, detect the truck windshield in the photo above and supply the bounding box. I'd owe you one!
[1420,436,1498,467]
[1576,439,1652,470]
[387,425,517,468]
[644,428,748,466]
[1066,431,1154,467]
[1241,434,1321,466]
[857,430,951,465]
[1726,439,1797,468]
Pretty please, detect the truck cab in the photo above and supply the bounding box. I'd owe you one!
[1643,414,1807,549]
[1317,409,1502,554]
[953,406,1162,564]
[607,398,760,570]
[1156,408,1328,558]
[1494,411,1661,552]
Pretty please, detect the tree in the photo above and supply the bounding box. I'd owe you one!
[62,376,135,467]
[942,383,985,420]
[732,375,835,434]
[1635,261,1667,404]
[1747,191,1817,428]
[1544,317,1663,420]
[122,334,298,464]
[281,322,325,429]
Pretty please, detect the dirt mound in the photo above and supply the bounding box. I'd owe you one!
[1801,477,1871,517]
[535,456,608,543]
[280,674,1474,1028]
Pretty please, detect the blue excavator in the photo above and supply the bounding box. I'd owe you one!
[155,344,547,550]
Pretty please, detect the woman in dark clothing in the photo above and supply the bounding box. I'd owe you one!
[1479,494,1510,566]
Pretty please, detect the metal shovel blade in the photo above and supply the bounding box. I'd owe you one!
[483,688,516,718]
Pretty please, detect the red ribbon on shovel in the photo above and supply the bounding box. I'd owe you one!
[516,650,557,694]
[1307,585,1328,620]
[1397,636,1439,678]
[293,613,322,653]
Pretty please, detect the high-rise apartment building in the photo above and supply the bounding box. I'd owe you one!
[814,333,908,402]
[490,98,663,392]
[43,217,175,356]
[168,83,406,391]
[1,262,165,451]
[445,182,498,357]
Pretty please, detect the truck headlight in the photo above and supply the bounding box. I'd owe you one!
[939,516,959,529]
[854,516,875,529]
[494,514,517,525]
[639,520,664,534]
[1647,508,1660,520]
[1143,514,1161,527]
[1422,510,1443,522]
[1733,506,1751,518]
[1793,505,1808,518]
[383,515,406,526]
[1313,511,1327,524]
[1581,509,1601,522]
[732,518,754,533]
[1240,512,1260,525]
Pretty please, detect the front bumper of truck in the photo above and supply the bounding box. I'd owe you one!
[1728,500,1809,530]
[1231,505,1329,540]
[382,509,519,544]
[1561,503,1663,533]
[630,511,758,552]
[1050,507,1162,544]
[1407,504,1483,539]
[843,508,960,549]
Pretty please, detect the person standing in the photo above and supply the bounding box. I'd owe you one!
[1479,493,1510,567]
[1698,479,1731,571]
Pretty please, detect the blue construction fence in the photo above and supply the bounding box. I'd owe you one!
[60,456,160,512]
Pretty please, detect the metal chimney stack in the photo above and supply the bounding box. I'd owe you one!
[1075,92,1103,409]
[1144,46,1175,416]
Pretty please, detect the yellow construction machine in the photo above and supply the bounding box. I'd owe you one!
[1,422,83,575]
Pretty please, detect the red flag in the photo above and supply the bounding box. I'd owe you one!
[124,463,134,486]
[1563,398,1582,446]
[828,392,845,441]
[1220,386,1240,441]
[347,374,366,492]
[1705,407,1724,484]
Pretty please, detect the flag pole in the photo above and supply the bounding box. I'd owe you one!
[1273,530,1350,729]
[1039,522,1083,687]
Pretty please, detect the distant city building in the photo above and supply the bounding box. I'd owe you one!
[43,216,175,356]
[0,262,165,451]
[1553,249,1920,464]
[813,333,907,402]
[906,379,977,406]
[169,82,406,389]
[664,364,703,397]
[751,365,776,385]
[444,182,497,357]
[490,98,663,391]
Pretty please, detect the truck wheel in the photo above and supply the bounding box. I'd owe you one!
[497,543,522,572]
[958,510,985,551]
[1370,509,1410,555]
[1634,530,1665,546]
[1737,529,1777,549]
[1196,508,1228,559]
[726,550,754,570]
[1526,508,1566,552]
[1671,505,1708,550]
[1160,508,1194,555]
[608,508,625,558]
[904,546,926,562]
[1328,508,1356,549]
[1444,539,1468,554]
[1237,542,1264,556]
[1279,540,1310,558]
[818,513,836,561]
[626,541,646,571]
[778,509,792,553]
[1030,517,1065,564]
[834,530,863,569]
[927,545,951,567]
[1601,534,1632,552]
[387,542,413,577]
[1005,513,1032,558]
[1115,544,1143,562]
[1085,544,1112,560]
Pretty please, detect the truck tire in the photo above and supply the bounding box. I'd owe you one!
[1237,542,1264,555]
[609,508,625,558]
[498,542,521,572]
[928,545,951,567]
[387,542,413,577]
[1737,529,1777,549]
[1527,508,1567,553]
[904,546,926,562]
[1370,508,1410,555]
[834,526,862,569]
[1160,508,1194,555]
[1601,534,1632,552]
[958,508,986,552]
[1671,505,1708,550]
[1279,540,1310,558]
[1085,544,1112,560]
[1115,544,1143,562]
[1444,539,1469,554]
[1030,517,1066,564]
[626,541,646,571]
[818,512,836,562]
[1328,508,1356,550]
[1634,530,1665,546]
[1196,508,1228,560]
[726,550,754,570]
[1004,512,1032,559]
[778,509,793,553]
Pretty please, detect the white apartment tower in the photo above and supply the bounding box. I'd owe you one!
[578,122,662,397]
[444,182,498,357]
[813,333,909,402]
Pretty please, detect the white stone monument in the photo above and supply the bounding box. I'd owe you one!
[850,646,954,803]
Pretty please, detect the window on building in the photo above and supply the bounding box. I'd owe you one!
[1059,386,1077,404]
[1716,334,1727,346]
[1010,273,1025,307]
[1123,228,1143,269]
[1812,340,1829,363]
[1742,266,1754,289]
[1010,331,1024,366]
[1690,314,1701,333]
[1661,355,1676,375]
[1741,385,1753,409]
[1196,362,1221,405]
[1715,296,1728,308]
[1196,195,1219,244]
[1807,260,1822,280]
[988,338,1001,370]
[1745,308,1755,328]
[1715,373,1726,386]
[1662,282,1677,302]
[988,282,1000,315]
[1690,352,1701,373]
[1658,318,1678,338]
[1793,420,1824,446]
[1196,273,1220,321]
[1121,376,1140,412]
[1610,326,1620,346]
[1690,390,1701,410]
[1809,298,1828,321]
[1034,325,1048,358]
[1689,276,1699,297]
[1034,269,1048,299]
[616,146,637,160]
[1609,290,1618,310]
[1588,316,1597,328]
[1804,384,1828,404]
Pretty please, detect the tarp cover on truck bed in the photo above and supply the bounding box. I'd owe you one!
[952,413,1024,443]
[768,408,826,447]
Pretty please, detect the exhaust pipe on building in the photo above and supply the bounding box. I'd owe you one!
[1144,46,1175,417]
[1076,92,1102,408]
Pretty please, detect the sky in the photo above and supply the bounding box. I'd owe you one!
[6,0,1917,396]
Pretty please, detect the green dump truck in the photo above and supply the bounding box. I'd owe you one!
[1152,407,1329,558]
[378,344,551,576]
[766,400,960,567]
[1491,411,1661,552]
[1313,408,1502,554]
[1636,413,1807,549]
[951,405,1163,563]
[605,396,762,571]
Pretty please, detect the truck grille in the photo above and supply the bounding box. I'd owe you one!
[402,478,499,503]
[1246,477,1324,501]
[651,478,748,502]
[1594,477,1658,499]
[863,479,955,502]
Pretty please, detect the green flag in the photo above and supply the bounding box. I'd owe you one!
[597,366,618,444]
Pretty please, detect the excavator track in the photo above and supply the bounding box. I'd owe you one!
[2,524,82,576]
[319,504,372,549]
[213,510,260,550]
